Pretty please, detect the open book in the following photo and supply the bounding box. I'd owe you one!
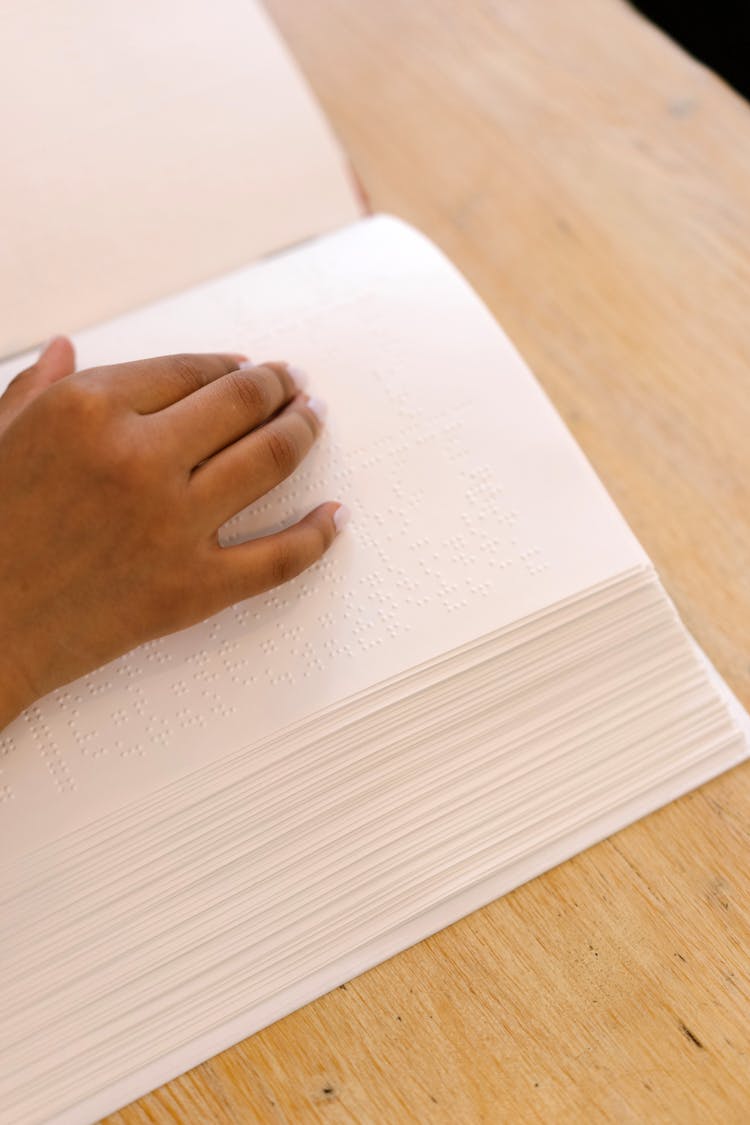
[1,3,747,1123]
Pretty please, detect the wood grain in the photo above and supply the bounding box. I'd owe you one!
[105,1,750,1120]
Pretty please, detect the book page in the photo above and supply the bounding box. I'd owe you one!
[0,215,648,857]
[0,0,360,357]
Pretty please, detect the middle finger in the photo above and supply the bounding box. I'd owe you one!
[190,393,325,527]
[162,361,303,467]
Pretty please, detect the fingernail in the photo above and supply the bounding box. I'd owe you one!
[333,504,351,533]
[307,396,327,424]
[286,363,309,392]
[238,359,254,370]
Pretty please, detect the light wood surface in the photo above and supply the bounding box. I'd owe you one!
[106,1,750,1121]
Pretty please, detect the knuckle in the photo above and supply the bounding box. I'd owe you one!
[170,354,207,393]
[88,418,157,493]
[102,441,151,491]
[269,542,300,586]
[41,377,161,495]
[265,427,299,476]
[226,369,268,417]
[47,377,106,427]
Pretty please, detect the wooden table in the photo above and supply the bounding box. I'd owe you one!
[107,1,750,1120]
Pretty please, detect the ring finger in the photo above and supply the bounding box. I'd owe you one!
[191,393,326,526]
[162,361,304,468]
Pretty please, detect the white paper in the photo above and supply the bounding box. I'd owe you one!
[0,216,648,856]
[0,0,360,356]
[0,216,746,1125]
[39,726,747,1125]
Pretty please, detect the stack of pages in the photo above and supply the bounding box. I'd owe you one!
[0,4,746,1125]
[1,215,747,1125]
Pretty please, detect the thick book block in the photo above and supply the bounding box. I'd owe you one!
[0,216,746,1125]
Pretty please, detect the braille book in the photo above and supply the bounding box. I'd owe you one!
[0,3,747,1124]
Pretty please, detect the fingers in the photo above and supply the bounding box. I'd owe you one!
[218,502,349,602]
[191,392,326,525]
[81,351,248,413]
[164,362,304,467]
[0,336,76,428]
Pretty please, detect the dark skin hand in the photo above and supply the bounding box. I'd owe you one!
[0,336,347,728]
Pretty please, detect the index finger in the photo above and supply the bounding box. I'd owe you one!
[78,351,248,413]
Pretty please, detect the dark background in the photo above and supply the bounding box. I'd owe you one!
[633,1,749,100]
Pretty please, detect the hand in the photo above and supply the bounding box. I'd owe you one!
[0,337,347,727]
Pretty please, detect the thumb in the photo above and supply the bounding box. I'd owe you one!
[0,335,76,429]
[33,335,77,387]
